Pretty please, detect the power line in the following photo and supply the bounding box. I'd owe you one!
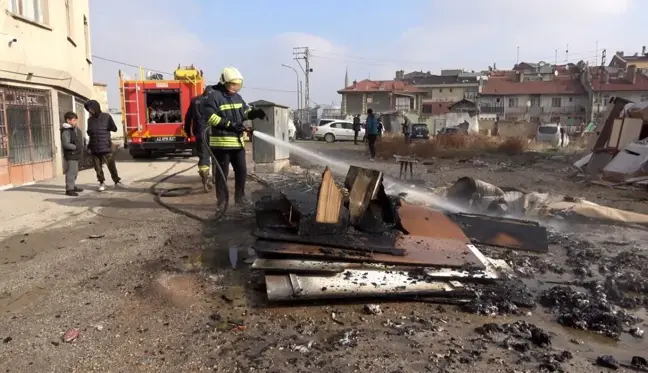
[91,55,297,93]
[312,49,600,68]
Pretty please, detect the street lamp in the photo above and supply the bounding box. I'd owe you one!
[281,64,301,121]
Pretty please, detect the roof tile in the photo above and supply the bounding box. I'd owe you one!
[338,79,423,93]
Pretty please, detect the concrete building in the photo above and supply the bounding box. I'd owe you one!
[608,48,648,70]
[582,65,648,123]
[479,65,587,127]
[1,0,93,187]
[338,79,424,115]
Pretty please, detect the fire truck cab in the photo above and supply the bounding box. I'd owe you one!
[119,65,205,158]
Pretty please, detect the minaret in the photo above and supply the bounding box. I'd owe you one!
[341,67,349,115]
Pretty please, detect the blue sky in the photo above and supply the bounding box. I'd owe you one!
[90,0,645,109]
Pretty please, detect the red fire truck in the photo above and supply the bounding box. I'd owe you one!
[119,65,204,158]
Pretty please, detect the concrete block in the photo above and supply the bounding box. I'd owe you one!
[254,159,290,173]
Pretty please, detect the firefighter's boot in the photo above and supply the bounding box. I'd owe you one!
[198,169,212,193]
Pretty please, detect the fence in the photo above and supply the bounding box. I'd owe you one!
[0,86,54,166]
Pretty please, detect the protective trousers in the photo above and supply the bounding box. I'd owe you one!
[211,148,247,204]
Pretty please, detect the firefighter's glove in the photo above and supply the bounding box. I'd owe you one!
[233,122,247,133]
[247,108,267,120]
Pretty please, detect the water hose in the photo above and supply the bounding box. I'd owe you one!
[149,126,229,222]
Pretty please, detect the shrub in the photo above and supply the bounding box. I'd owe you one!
[497,137,528,155]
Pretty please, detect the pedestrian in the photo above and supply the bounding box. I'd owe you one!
[60,111,84,196]
[365,108,379,161]
[84,100,124,191]
[402,115,412,144]
[202,67,267,211]
[352,114,361,145]
[184,90,214,193]
[377,116,384,137]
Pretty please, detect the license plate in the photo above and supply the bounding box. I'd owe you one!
[156,137,175,141]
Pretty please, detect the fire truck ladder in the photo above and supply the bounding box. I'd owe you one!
[118,70,142,133]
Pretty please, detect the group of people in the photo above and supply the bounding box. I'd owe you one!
[60,100,124,196]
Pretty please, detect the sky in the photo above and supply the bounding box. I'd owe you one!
[90,0,646,110]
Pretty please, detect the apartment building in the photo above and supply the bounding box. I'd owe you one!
[1,0,93,187]
[583,65,648,122]
[480,64,587,126]
[338,79,423,115]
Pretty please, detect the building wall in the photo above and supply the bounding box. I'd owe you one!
[480,94,587,124]
[342,92,393,114]
[344,93,364,115]
[0,0,93,187]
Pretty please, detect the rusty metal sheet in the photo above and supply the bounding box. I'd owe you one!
[253,228,405,256]
[253,239,485,269]
[397,202,470,243]
[449,213,549,253]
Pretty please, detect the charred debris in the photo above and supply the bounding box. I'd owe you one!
[251,165,547,306]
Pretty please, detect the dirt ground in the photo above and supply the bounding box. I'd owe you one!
[1,140,647,373]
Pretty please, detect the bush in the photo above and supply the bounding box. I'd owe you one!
[374,133,527,159]
[497,137,528,155]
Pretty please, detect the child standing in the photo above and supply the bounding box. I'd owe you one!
[60,111,84,196]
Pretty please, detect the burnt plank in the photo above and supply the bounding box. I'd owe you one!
[448,213,549,253]
[281,190,348,235]
[316,167,343,224]
[252,239,484,269]
[253,228,405,256]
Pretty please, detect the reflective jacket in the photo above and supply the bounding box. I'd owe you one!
[201,83,251,149]
[185,85,217,140]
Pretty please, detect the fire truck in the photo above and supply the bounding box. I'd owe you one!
[119,65,204,158]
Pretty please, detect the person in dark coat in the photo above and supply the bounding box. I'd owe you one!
[60,111,85,196]
[84,100,124,191]
[352,114,361,145]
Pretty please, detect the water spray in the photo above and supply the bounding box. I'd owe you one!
[252,131,464,213]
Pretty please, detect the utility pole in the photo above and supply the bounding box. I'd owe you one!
[596,49,607,119]
[293,47,312,123]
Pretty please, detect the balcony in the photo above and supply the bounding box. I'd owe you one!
[480,105,504,114]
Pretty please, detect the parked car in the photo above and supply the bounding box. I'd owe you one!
[437,127,467,136]
[410,123,430,140]
[536,123,570,147]
[313,121,365,143]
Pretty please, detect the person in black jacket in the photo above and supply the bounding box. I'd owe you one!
[84,100,124,192]
[60,111,85,196]
[352,114,361,145]
[184,92,214,192]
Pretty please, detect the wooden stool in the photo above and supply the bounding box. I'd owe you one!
[394,155,418,180]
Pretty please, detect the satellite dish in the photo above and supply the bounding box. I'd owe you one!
[554,70,559,76]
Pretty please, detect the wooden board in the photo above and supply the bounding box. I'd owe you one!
[316,167,343,224]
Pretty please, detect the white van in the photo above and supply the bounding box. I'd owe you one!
[536,123,570,147]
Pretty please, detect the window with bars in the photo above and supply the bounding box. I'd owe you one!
[1,86,54,166]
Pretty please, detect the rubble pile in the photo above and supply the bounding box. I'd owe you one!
[475,321,574,372]
[250,165,547,305]
[573,98,648,189]
[538,286,641,340]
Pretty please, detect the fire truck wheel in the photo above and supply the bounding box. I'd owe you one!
[129,149,152,159]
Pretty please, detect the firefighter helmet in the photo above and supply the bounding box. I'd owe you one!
[220,67,244,85]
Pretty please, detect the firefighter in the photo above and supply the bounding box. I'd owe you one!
[202,67,267,209]
[184,90,214,192]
